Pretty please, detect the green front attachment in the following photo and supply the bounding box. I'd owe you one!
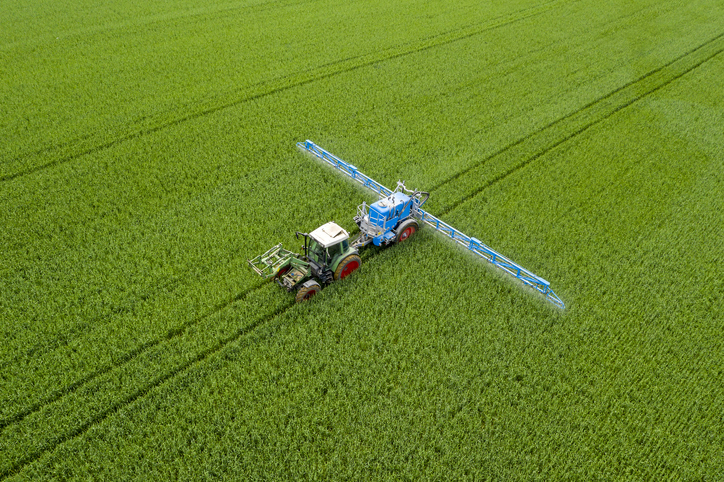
[247,243,298,279]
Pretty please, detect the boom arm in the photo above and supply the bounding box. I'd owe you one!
[297,140,393,197]
[297,140,565,309]
[414,209,565,309]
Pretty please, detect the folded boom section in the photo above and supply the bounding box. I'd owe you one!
[297,140,565,309]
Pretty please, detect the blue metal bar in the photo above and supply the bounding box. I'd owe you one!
[297,140,393,197]
[418,207,564,309]
[297,140,565,309]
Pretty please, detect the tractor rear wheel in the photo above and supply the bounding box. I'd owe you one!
[395,219,418,244]
[334,254,361,281]
[295,280,321,303]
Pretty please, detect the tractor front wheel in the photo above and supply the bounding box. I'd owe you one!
[334,254,361,281]
[395,219,418,244]
[295,280,321,303]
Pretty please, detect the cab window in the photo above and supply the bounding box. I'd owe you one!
[327,242,342,260]
[309,240,324,263]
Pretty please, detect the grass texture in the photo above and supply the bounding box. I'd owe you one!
[1,0,723,479]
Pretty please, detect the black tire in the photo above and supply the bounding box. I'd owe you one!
[295,280,321,303]
[395,219,418,244]
[333,254,361,281]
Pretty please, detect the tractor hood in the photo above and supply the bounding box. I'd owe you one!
[309,222,350,248]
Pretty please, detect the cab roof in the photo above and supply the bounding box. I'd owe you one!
[309,221,349,248]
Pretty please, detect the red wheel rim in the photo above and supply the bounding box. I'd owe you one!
[399,226,415,242]
[304,289,318,300]
[339,260,360,279]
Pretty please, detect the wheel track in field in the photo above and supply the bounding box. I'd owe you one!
[430,30,724,217]
[0,0,584,391]
[0,275,182,372]
[5,30,724,476]
[0,245,387,479]
[0,292,295,480]
[4,11,722,481]
[0,284,283,478]
[0,280,265,431]
[0,0,566,183]
[1,246,258,373]
[0,0,568,384]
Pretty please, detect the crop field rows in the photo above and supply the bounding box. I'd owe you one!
[2,0,723,479]
[0,0,569,183]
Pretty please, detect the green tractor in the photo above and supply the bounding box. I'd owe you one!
[248,222,361,302]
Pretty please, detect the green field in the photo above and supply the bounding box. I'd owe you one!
[2,0,723,479]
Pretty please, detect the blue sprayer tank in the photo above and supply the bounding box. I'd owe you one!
[353,186,426,247]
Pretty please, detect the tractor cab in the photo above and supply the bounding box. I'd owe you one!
[307,222,351,266]
[294,221,361,286]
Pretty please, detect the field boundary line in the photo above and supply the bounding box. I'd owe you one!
[432,30,724,216]
[0,282,264,432]
[1,0,566,183]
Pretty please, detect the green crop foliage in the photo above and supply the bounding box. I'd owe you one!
[1,0,723,479]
